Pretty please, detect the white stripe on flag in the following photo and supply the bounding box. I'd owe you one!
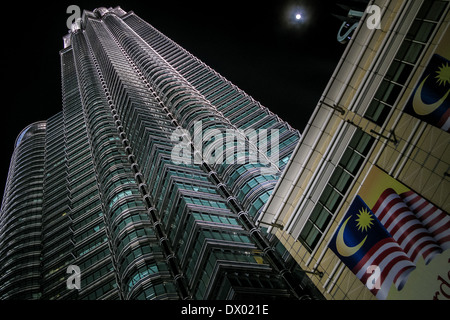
[373,189,445,263]
[400,191,450,249]
[354,239,415,300]
[373,190,441,263]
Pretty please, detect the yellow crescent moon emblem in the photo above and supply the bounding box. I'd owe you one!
[413,75,450,116]
[336,216,367,257]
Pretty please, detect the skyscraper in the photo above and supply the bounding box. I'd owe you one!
[0,6,318,300]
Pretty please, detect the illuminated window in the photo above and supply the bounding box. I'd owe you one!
[298,129,374,252]
[364,0,446,126]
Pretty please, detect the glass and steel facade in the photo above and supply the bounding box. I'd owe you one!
[0,122,47,299]
[0,7,320,300]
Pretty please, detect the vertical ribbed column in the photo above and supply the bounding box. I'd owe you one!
[0,121,47,299]
[40,111,73,299]
[97,11,309,299]
[71,29,179,300]
[81,15,189,300]
[42,41,121,300]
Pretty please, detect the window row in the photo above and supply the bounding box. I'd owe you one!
[364,0,447,125]
[298,129,375,252]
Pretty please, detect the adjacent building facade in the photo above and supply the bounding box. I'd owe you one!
[0,7,320,300]
[260,0,450,300]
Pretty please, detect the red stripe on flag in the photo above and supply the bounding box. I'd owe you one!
[394,221,430,244]
[410,198,429,216]
[401,190,415,198]
[432,222,450,237]
[424,212,447,232]
[421,244,442,261]
[401,190,420,207]
[351,238,394,272]
[362,246,406,275]
[381,204,411,231]
[371,189,398,220]
[374,255,415,298]
[357,248,414,298]
[416,205,438,222]
[438,234,450,244]
[393,265,415,286]
[358,249,408,284]
[400,190,450,248]
[404,233,437,262]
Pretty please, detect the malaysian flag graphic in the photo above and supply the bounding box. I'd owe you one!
[404,54,450,133]
[352,237,416,299]
[329,196,416,300]
[372,189,450,264]
[401,190,450,250]
[329,191,449,299]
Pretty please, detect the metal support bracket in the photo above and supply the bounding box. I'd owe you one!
[321,101,346,115]
[370,129,399,145]
[303,269,324,279]
[258,221,285,229]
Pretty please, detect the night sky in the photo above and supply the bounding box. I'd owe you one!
[1,0,346,201]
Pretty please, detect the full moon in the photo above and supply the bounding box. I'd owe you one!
[295,13,302,20]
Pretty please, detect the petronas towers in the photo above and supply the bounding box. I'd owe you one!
[0,6,320,300]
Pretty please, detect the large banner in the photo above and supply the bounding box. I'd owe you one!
[329,166,450,299]
[404,54,450,132]
[404,28,450,132]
